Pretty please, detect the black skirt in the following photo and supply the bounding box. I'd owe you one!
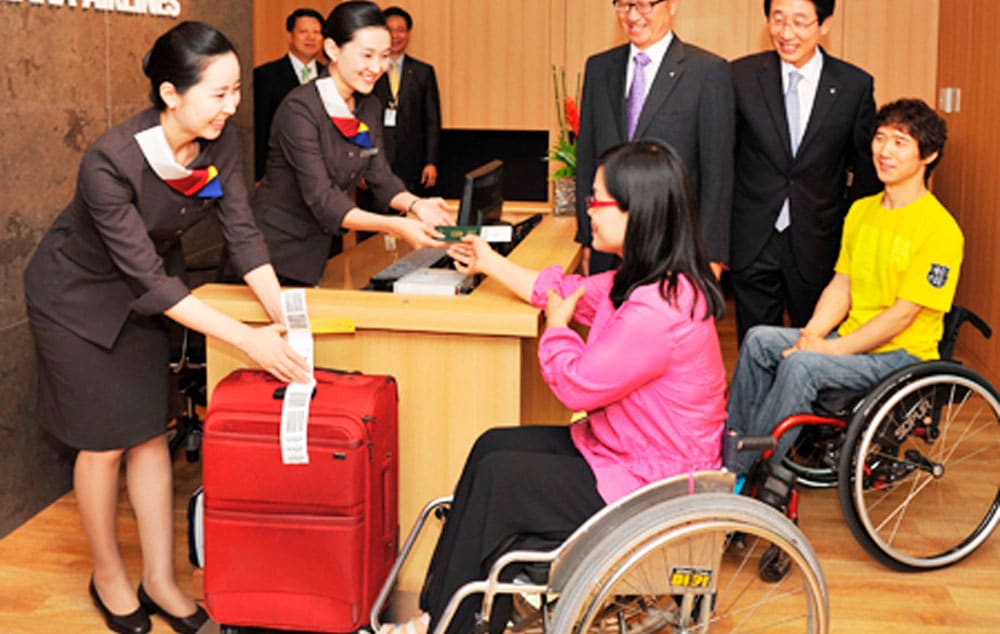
[28,307,170,451]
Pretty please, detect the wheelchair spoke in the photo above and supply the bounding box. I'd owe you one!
[715,534,759,606]
[871,468,934,543]
[932,401,993,467]
[845,367,1000,570]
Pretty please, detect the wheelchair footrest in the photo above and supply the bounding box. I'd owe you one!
[750,461,798,518]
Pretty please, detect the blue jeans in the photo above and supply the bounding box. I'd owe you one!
[727,326,920,474]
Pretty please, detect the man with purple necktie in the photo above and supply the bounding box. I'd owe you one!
[575,0,735,276]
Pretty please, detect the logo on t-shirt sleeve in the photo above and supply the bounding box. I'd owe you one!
[927,263,950,289]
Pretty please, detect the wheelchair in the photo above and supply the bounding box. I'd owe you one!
[165,243,227,463]
[759,305,1000,572]
[372,451,830,633]
[166,322,207,462]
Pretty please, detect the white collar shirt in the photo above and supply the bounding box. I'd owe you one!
[780,48,824,142]
[288,53,318,84]
[625,31,674,103]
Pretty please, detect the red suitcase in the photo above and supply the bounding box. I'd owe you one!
[202,368,398,633]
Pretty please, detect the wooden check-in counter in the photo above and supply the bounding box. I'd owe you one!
[194,207,580,591]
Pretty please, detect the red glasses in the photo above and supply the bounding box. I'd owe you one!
[586,196,618,209]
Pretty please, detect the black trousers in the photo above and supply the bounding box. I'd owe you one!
[731,228,830,345]
[419,426,605,634]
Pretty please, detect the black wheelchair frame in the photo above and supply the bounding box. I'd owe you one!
[747,305,1000,572]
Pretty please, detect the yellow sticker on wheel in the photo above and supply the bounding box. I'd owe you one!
[670,567,712,589]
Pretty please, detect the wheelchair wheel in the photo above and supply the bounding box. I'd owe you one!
[548,493,828,633]
[838,362,1000,570]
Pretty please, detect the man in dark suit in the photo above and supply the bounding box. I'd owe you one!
[575,0,734,275]
[253,8,327,181]
[730,0,880,343]
[371,6,441,194]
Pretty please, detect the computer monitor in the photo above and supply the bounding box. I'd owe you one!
[457,160,504,226]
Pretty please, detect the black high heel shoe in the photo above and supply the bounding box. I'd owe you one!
[137,584,209,634]
[88,577,151,634]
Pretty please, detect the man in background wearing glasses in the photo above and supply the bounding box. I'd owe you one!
[575,0,735,276]
[729,0,880,344]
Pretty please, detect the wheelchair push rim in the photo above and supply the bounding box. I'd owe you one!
[840,365,1000,570]
[547,493,828,633]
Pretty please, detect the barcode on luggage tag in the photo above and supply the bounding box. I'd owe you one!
[280,381,313,464]
[285,290,306,313]
[282,288,310,331]
[284,407,307,434]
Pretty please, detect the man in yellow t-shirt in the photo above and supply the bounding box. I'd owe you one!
[727,98,963,473]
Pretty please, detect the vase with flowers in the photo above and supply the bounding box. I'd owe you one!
[547,66,580,216]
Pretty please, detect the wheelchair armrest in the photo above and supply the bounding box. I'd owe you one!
[722,430,776,471]
[939,305,993,360]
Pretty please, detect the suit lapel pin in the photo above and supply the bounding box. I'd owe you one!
[669,71,676,78]
[830,87,837,94]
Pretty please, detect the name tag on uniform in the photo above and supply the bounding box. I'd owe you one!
[384,108,397,127]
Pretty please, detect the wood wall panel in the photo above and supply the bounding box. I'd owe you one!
[934,0,1000,385]
[839,0,940,107]
[440,0,552,129]
[672,0,759,60]
[252,1,939,137]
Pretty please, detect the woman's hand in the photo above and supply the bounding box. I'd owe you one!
[447,235,497,276]
[544,286,585,329]
[410,197,454,227]
[238,323,312,383]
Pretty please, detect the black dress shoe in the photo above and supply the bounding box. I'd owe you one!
[137,584,209,634]
[88,578,152,634]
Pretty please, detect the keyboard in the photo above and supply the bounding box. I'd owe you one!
[367,247,448,291]
[365,214,544,291]
[496,213,543,256]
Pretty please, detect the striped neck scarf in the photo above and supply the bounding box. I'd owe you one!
[315,77,372,149]
[134,125,223,198]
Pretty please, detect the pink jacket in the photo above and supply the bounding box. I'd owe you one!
[533,267,727,504]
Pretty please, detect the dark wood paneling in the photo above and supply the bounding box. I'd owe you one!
[935,0,1000,385]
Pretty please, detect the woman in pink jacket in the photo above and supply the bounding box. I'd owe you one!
[381,140,728,634]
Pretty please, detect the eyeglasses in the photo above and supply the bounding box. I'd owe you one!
[612,0,668,16]
[586,196,619,210]
[768,14,819,32]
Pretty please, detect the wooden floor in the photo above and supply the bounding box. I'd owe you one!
[1,308,999,633]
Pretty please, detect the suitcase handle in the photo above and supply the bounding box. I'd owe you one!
[316,367,362,375]
[272,385,318,400]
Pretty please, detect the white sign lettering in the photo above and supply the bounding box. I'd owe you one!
[4,0,180,17]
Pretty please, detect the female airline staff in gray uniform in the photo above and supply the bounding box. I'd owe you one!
[254,1,453,287]
[24,22,309,634]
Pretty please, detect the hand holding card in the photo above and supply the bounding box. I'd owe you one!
[436,225,512,243]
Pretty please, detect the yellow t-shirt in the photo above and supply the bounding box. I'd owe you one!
[835,192,964,360]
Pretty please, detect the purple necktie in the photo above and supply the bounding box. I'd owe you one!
[626,51,652,139]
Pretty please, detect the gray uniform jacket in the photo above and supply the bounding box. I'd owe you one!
[24,108,269,350]
[254,82,406,285]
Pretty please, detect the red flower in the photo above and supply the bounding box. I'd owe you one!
[564,97,580,137]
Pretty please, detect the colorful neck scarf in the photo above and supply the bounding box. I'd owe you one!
[134,126,223,198]
[315,77,373,149]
